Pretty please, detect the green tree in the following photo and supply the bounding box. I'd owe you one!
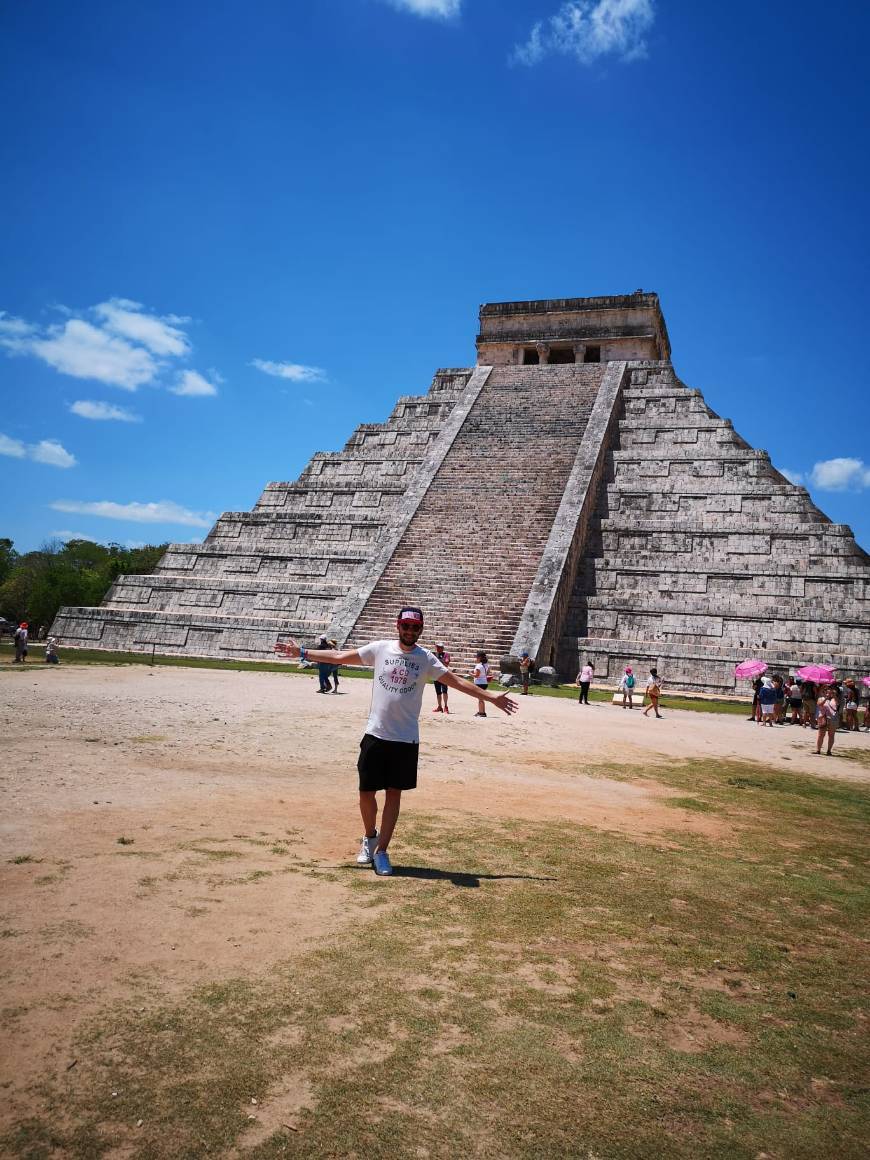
[0,538,168,629]
[0,538,17,586]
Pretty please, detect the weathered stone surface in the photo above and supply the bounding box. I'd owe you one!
[52,296,870,692]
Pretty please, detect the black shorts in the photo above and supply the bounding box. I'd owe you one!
[357,733,419,792]
[434,681,447,695]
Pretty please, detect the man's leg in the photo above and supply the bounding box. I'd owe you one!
[359,790,378,838]
[376,789,402,851]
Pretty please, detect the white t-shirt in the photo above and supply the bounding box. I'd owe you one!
[473,662,490,687]
[580,665,593,683]
[356,640,448,744]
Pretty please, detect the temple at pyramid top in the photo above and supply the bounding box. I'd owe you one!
[52,291,870,692]
[476,291,671,365]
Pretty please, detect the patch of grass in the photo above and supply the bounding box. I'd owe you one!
[665,795,718,813]
[4,758,868,1158]
[182,845,245,861]
[18,646,753,714]
[116,837,135,846]
[7,855,41,865]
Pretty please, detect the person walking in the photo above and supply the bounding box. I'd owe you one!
[576,660,594,705]
[314,634,333,693]
[13,622,28,663]
[519,650,533,696]
[815,686,840,755]
[619,666,636,709]
[472,650,491,717]
[327,639,340,694]
[44,636,60,664]
[642,668,662,718]
[843,680,859,731]
[786,677,803,724]
[801,679,817,727]
[432,642,451,713]
[772,674,786,724]
[274,607,517,876]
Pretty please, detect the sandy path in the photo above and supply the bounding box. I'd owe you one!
[1,662,867,1123]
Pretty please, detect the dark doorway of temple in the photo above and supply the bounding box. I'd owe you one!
[522,348,539,364]
[584,345,601,363]
[549,347,575,364]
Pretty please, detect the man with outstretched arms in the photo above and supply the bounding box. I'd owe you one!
[275,606,518,876]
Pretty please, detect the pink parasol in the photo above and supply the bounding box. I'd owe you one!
[796,664,836,683]
[734,659,768,679]
[861,676,870,687]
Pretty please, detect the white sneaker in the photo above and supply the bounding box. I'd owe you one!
[356,832,378,865]
[372,849,393,876]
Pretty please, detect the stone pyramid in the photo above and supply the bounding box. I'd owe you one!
[53,293,870,692]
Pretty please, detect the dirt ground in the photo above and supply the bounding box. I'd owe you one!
[2,663,868,1133]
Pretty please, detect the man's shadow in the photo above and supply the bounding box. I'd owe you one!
[390,866,556,889]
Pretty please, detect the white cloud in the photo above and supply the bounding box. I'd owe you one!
[0,433,27,458]
[50,499,216,528]
[0,432,76,467]
[94,298,191,357]
[780,468,804,486]
[513,0,655,67]
[31,319,158,390]
[171,369,219,397]
[0,299,223,397]
[0,313,36,352]
[70,400,141,422]
[809,457,870,492]
[381,0,461,18]
[31,440,77,468]
[251,358,327,383]
[51,530,92,541]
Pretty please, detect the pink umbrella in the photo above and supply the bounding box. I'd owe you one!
[734,659,768,678]
[797,664,836,683]
[861,676,870,688]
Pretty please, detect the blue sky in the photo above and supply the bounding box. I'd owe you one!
[2,0,869,553]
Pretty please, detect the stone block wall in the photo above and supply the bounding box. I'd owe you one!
[558,363,870,691]
[343,363,605,673]
[51,370,473,657]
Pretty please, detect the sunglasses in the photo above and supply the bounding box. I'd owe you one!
[398,620,423,630]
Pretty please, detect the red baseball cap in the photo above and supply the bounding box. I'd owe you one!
[397,607,424,625]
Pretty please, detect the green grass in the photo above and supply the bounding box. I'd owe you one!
[1,645,752,713]
[3,757,867,1159]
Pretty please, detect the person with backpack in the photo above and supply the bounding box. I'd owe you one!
[432,642,451,712]
[642,668,662,718]
[519,650,534,695]
[619,666,636,709]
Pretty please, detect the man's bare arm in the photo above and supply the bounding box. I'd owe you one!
[436,669,518,716]
[274,638,364,666]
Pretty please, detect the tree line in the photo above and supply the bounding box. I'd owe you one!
[0,538,167,633]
